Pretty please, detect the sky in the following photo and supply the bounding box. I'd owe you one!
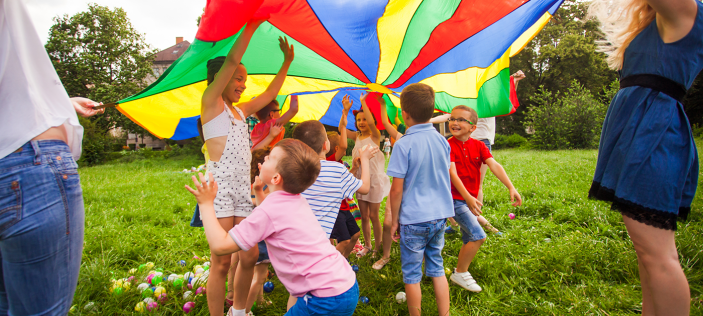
[25,0,204,51]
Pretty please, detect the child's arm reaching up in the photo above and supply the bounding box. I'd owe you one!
[274,95,299,126]
[378,96,402,139]
[484,158,523,206]
[185,173,241,255]
[336,95,353,161]
[449,163,483,215]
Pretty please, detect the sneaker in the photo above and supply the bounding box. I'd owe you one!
[450,270,482,292]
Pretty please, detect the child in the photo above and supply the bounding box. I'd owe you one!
[200,16,294,314]
[186,139,359,316]
[251,95,299,150]
[387,83,454,316]
[446,105,522,293]
[383,137,391,159]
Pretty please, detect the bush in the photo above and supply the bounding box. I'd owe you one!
[493,133,528,150]
[523,80,612,150]
[693,124,703,138]
[346,138,355,156]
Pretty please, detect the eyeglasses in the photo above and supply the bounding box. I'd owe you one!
[448,117,474,124]
[271,109,281,113]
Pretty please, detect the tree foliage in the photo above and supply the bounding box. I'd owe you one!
[45,4,155,136]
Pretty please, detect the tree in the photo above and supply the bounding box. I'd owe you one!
[683,72,703,128]
[45,4,155,136]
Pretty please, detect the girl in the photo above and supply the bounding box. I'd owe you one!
[200,17,295,315]
[588,0,701,315]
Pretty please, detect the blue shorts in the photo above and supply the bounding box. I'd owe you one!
[256,241,270,264]
[399,219,446,284]
[452,200,487,243]
[285,281,359,316]
[478,139,492,153]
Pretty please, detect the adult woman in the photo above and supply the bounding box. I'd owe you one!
[588,0,702,314]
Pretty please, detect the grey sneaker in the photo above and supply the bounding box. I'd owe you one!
[450,270,482,292]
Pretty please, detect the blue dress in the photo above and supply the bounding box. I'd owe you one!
[590,2,703,230]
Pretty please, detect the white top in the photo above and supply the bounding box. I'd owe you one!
[470,117,495,145]
[301,160,362,238]
[0,0,83,160]
[202,107,230,141]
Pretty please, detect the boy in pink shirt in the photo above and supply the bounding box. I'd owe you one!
[251,95,299,149]
[186,139,358,316]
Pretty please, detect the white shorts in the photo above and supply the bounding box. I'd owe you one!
[207,161,254,218]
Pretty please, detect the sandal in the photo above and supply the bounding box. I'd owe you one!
[372,257,391,270]
[226,298,233,308]
[356,246,372,258]
[482,222,500,235]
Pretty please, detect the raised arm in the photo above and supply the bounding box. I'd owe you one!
[336,95,353,161]
[378,97,402,139]
[429,113,450,124]
[237,37,295,118]
[484,158,522,207]
[360,92,381,141]
[275,95,298,125]
[202,20,264,121]
[512,70,525,90]
[251,123,283,151]
[449,163,483,215]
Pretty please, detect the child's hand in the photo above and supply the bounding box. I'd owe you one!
[185,172,218,206]
[352,157,361,170]
[509,189,522,207]
[253,175,264,191]
[512,70,526,81]
[342,95,353,112]
[391,221,400,242]
[279,36,295,64]
[359,144,379,160]
[467,196,483,217]
[270,123,284,137]
[360,92,369,104]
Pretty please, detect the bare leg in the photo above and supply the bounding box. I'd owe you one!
[358,200,373,255]
[622,215,690,316]
[433,276,451,316]
[405,283,422,316]
[207,217,235,316]
[369,202,383,255]
[639,257,655,316]
[245,264,269,313]
[456,238,486,273]
[287,295,297,311]
[232,216,259,311]
[226,252,239,302]
[343,232,361,258]
[381,205,393,259]
[336,239,351,257]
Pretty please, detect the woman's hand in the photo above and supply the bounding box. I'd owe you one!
[71,97,104,117]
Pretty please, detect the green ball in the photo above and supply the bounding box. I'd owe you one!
[155,268,164,272]
[112,287,124,296]
[141,288,153,298]
[173,278,183,289]
[203,266,210,271]
[138,264,147,271]
[151,277,162,286]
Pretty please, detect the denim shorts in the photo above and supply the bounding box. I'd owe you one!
[256,241,270,264]
[453,200,487,243]
[285,280,359,316]
[399,219,446,284]
[0,140,84,315]
[478,139,492,153]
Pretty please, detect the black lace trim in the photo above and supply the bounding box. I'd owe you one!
[588,181,688,231]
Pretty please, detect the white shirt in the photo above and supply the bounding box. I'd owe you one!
[470,117,495,145]
[301,160,362,238]
[0,0,83,159]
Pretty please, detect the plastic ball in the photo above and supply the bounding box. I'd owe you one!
[184,272,194,280]
[155,268,164,272]
[203,265,210,271]
[351,264,359,273]
[173,278,184,289]
[126,276,135,283]
[445,267,452,275]
[178,260,186,267]
[203,261,210,267]
[150,276,162,286]
[195,268,205,274]
[183,291,193,300]
[143,298,155,304]
[84,302,96,312]
[138,264,146,271]
[158,293,168,303]
[129,268,137,274]
[147,302,158,311]
[191,276,202,287]
[263,281,274,293]
[509,213,516,220]
[141,288,154,298]
[359,296,370,304]
[145,262,155,269]
[154,271,163,278]
[193,265,203,273]
[145,274,154,284]
[195,286,205,295]
[396,292,407,303]
[137,283,150,291]
[168,274,178,282]
[69,305,76,313]
[111,287,124,296]
[135,302,146,312]
[183,302,196,314]
[154,286,166,297]
[187,283,193,289]
[193,255,200,260]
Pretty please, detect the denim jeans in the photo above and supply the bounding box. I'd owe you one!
[453,200,487,243]
[399,219,446,284]
[0,141,84,315]
[285,281,359,316]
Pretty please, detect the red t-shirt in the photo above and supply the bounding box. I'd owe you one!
[448,137,492,200]
[326,153,351,211]
[251,120,284,148]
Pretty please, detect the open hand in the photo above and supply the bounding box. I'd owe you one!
[359,144,379,161]
[71,97,104,117]
[270,123,284,137]
[510,189,523,207]
[342,95,353,112]
[185,172,218,205]
[279,36,295,63]
[467,196,483,217]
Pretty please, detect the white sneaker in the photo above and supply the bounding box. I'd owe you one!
[450,270,482,292]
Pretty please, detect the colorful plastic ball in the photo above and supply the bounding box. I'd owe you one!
[195,286,206,295]
[183,302,195,314]
[129,268,137,274]
[111,287,124,296]
[509,213,516,220]
[178,260,186,266]
[396,292,407,303]
[187,283,193,289]
[137,283,150,291]
[154,286,166,297]
[146,274,154,284]
[127,276,135,283]
[135,302,146,312]
[195,268,205,274]
[138,264,147,271]
[351,264,359,273]
[204,265,210,271]
[154,271,163,278]
[69,305,76,313]
[84,302,96,311]
[158,293,168,303]
[445,267,452,275]
[145,262,155,269]
[150,276,162,286]
[183,291,193,300]
[168,274,178,282]
[155,268,163,272]
[173,278,184,289]
[263,281,274,293]
[193,255,200,260]
[184,272,194,280]
[193,265,203,273]
[203,261,210,267]
[143,298,155,304]
[141,288,154,298]
[147,302,158,311]
[359,296,370,304]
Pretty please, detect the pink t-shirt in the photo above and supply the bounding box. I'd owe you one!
[250,120,284,148]
[229,191,356,298]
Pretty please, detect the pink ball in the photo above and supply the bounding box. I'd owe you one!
[193,255,200,260]
[183,302,195,314]
[158,293,168,302]
[146,274,154,283]
[127,276,135,282]
[509,213,516,220]
[187,283,193,289]
[147,301,158,311]
[195,286,205,295]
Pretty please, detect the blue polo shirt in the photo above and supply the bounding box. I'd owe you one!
[387,123,454,225]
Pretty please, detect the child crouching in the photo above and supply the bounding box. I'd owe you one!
[186,139,359,316]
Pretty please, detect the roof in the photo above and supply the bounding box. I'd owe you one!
[153,41,191,65]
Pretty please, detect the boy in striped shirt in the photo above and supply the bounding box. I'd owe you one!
[293,120,377,238]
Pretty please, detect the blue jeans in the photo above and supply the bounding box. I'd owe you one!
[285,281,359,316]
[399,219,446,284]
[0,141,84,315]
[453,200,487,244]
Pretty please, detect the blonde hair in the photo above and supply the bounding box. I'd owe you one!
[588,0,656,70]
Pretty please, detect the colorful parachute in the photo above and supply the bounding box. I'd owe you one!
[117,0,564,140]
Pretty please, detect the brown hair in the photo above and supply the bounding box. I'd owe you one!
[196,118,204,142]
[273,139,321,194]
[452,105,478,125]
[255,100,280,121]
[292,120,327,154]
[327,131,340,154]
[353,109,377,131]
[400,83,435,122]
[251,147,273,183]
[206,57,246,85]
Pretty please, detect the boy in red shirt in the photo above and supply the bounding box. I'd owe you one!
[251,95,299,149]
[447,105,522,292]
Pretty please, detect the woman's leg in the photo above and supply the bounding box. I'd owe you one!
[226,252,240,303]
[622,215,690,316]
[207,217,235,315]
[232,216,259,311]
[369,202,383,255]
[245,264,269,312]
[358,200,372,255]
[638,256,655,316]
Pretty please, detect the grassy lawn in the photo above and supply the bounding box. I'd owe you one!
[72,144,703,315]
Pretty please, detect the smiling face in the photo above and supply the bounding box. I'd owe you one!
[449,108,476,138]
[355,112,370,133]
[222,64,248,103]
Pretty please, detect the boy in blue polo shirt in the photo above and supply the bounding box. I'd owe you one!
[387,83,454,316]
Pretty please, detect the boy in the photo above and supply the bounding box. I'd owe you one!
[446,105,522,292]
[186,139,359,316]
[387,83,454,316]
[292,120,377,239]
[251,95,299,149]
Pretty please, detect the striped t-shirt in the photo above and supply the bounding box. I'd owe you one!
[301,160,362,238]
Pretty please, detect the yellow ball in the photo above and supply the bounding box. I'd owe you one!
[129,268,137,274]
[154,286,166,297]
[145,262,155,269]
[193,265,203,273]
[135,302,146,312]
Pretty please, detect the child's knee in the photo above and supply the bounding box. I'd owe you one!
[210,256,232,275]
[351,232,361,241]
[369,211,380,221]
[239,248,259,267]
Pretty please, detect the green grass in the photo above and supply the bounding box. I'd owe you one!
[71,145,703,315]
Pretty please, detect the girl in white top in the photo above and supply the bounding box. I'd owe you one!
[199,18,295,316]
